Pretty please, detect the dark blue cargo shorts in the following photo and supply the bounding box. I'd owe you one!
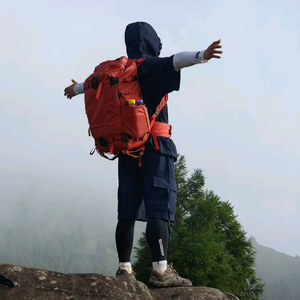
[117,142,177,222]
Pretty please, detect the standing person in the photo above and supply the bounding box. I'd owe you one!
[64,21,222,288]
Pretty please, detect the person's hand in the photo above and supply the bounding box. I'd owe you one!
[64,79,78,99]
[204,39,223,60]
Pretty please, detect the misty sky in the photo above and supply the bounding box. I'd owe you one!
[1,0,299,256]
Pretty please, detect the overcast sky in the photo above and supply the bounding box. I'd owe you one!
[1,0,299,256]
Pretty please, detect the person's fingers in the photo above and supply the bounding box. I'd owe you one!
[210,39,221,47]
[209,45,222,52]
[207,48,222,55]
[71,79,78,84]
[208,40,222,51]
[205,52,222,59]
[204,40,223,60]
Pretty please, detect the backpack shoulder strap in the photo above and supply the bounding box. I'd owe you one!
[149,94,169,123]
[149,94,169,150]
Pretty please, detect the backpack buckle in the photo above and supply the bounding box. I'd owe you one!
[110,77,119,86]
[91,75,99,89]
[121,132,131,142]
[131,75,138,81]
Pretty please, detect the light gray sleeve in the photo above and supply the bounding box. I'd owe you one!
[74,82,85,95]
[173,50,208,71]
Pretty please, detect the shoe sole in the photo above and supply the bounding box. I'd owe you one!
[116,276,136,280]
[149,279,190,288]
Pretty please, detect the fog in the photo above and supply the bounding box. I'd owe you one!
[1,0,299,257]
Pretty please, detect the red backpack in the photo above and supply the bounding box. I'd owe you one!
[83,56,171,162]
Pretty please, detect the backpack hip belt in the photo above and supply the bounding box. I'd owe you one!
[120,121,171,159]
[150,122,172,151]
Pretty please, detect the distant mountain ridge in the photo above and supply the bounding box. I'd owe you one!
[251,237,300,300]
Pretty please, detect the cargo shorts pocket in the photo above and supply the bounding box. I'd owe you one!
[153,176,177,192]
[147,175,177,214]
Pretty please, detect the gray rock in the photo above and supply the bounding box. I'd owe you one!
[0,263,239,300]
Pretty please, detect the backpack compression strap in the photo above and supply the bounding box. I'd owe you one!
[149,95,170,150]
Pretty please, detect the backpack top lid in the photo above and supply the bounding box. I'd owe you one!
[125,22,162,59]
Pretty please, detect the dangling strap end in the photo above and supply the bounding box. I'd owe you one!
[150,118,156,128]
[90,147,96,155]
[151,130,159,150]
[109,144,114,153]
[138,146,145,167]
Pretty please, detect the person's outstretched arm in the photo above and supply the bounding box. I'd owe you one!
[173,39,222,70]
[63,39,223,98]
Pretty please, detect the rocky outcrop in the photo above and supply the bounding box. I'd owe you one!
[0,264,239,300]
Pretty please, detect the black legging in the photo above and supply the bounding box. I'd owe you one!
[115,218,169,262]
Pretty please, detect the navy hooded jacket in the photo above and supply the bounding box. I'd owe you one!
[124,22,181,159]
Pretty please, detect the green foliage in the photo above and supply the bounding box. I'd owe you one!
[133,154,264,300]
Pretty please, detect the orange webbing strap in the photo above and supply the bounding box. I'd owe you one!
[95,82,103,100]
[148,94,170,151]
[150,122,172,150]
[150,94,172,150]
[151,127,159,150]
[118,58,146,83]
[152,122,172,138]
[122,145,145,167]
[121,145,145,159]
[123,146,145,168]
[153,95,168,117]
[149,94,169,125]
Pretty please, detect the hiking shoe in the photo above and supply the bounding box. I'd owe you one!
[149,263,192,287]
[116,267,136,280]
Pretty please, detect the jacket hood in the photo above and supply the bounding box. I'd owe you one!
[125,22,162,59]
